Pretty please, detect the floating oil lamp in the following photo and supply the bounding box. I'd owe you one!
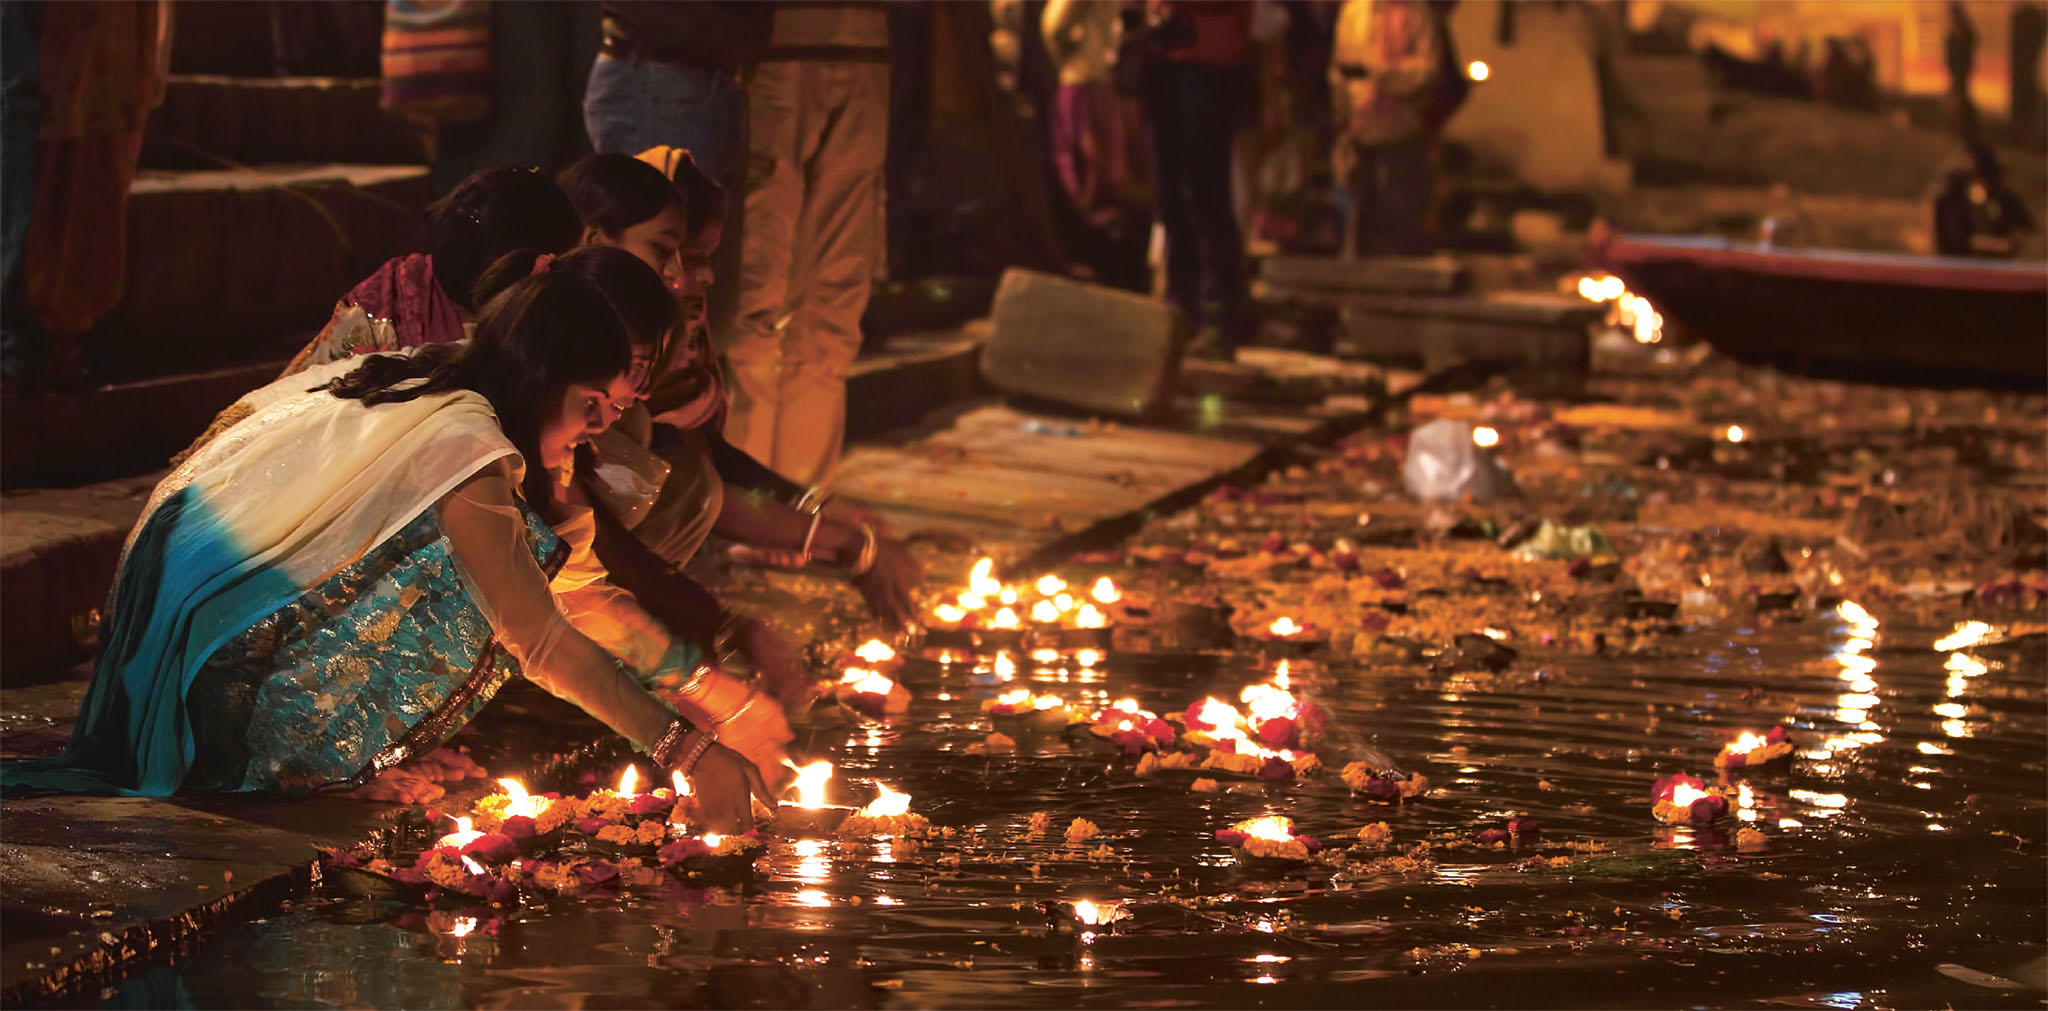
[925,601,978,650]
[1084,700,1174,754]
[1058,602,1113,649]
[473,778,572,837]
[1255,615,1324,656]
[850,638,903,672]
[1714,727,1792,770]
[836,666,912,717]
[1200,737,1320,780]
[772,760,854,834]
[1652,772,1730,824]
[983,687,1069,725]
[1215,815,1320,862]
[981,606,1025,651]
[969,557,1002,598]
[1069,898,1130,930]
[838,783,930,839]
[1339,761,1429,802]
[436,815,484,851]
[1036,574,1067,597]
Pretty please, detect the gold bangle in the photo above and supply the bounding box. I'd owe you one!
[650,718,692,767]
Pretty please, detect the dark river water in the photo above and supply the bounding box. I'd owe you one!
[49,602,2045,1010]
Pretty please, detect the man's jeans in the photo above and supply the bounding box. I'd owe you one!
[2,0,41,381]
[583,53,746,190]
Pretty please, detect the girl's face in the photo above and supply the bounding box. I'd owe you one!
[536,348,651,471]
[586,203,690,292]
[673,221,721,332]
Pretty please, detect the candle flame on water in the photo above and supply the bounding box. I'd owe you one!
[862,784,912,818]
[1036,575,1066,596]
[855,639,896,663]
[788,760,834,809]
[616,764,639,797]
[1727,731,1769,755]
[969,558,1001,597]
[1236,815,1296,842]
[1075,603,1107,628]
[1268,616,1302,637]
[841,667,895,695]
[1090,577,1121,604]
[1032,599,1060,623]
[992,607,1021,629]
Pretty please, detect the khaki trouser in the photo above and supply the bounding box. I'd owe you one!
[720,57,887,487]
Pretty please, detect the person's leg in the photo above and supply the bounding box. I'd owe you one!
[776,60,887,486]
[1374,137,1432,255]
[433,0,587,189]
[583,55,747,188]
[1144,64,1202,327]
[1184,65,1250,349]
[721,59,812,475]
[1,0,43,387]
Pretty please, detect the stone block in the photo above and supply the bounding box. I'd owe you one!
[1334,290,1598,394]
[1258,255,1468,296]
[979,269,1184,418]
[143,75,427,170]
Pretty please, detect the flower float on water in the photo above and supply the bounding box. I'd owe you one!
[1340,761,1431,803]
[838,784,930,839]
[1652,772,1731,824]
[982,687,1069,723]
[1713,727,1792,769]
[1215,815,1321,861]
[835,666,913,717]
[1083,699,1175,754]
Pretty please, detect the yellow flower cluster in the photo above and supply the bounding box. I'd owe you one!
[708,834,766,857]
[1134,751,1194,776]
[595,820,667,846]
[1355,822,1392,847]
[1239,835,1312,861]
[1026,811,1052,835]
[838,811,931,839]
[531,861,590,893]
[1064,818,1101,843]
[575,791,630,822]
[418,849,471,890]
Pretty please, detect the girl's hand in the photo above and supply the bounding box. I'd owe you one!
[854,537,924,629]
[681,743,770,833]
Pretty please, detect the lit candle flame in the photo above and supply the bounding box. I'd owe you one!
[447,916,478,938]
[1090,577,1121,604]
[842,668,895,696]
[1033,694,1064,711]
[999,587,1019,606]
[956,592,985,611]
[934,602,967,623]
[1836,601,1876,627]
[861,784,912,818]
[1036,574,1066,596]
[993,652,1016,677]
[992,607,1021,629]
[1727,731,1770,755]
[672,770,690,797]
[1031,599,1060,623]
[460,854,487,876]
[788,760,834,810]
[1472,426,1500,448]
[1074,648,1103,667]
[1268,616,1302,637]
[1240,683,1299,722]
[616,764,639,797]
[1194,696,1244,730]
[1577,274,1626,302]
[969,557,1001,597]
[1467,59,1489,81]
[1075,603,1107,629]
[855,639,897,663]
[1236,815,1296,842]
[1055,593,1076,613]
[496,778,550,819]
[995,687,1030,707]
[1071,899,1127,925]
[1114,698,1140,712]
[1668,781,1709,808]
[702,833,724,848]
[435,815,483,850]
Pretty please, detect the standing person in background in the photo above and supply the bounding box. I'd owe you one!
[1,0,44,394]
[725,3,890,487]
[17,0,170,393]
[1043,0,1154,293]
[386,1,601,194]
[1329,0,1453,257]
[581,1,773,188]
[1136,0,1255,360]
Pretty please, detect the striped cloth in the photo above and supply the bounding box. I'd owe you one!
[380,0,492,123]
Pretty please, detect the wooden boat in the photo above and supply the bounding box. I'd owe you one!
[1595,232,2047,387]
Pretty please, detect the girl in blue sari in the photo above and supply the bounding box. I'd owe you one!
[3,248,788,831]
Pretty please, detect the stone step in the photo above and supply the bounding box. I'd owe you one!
[979,269,1184,418]
[1332,289,1601,394]
[83,164,433,383]
[1257,254,1470,296]
[143,75,426,170]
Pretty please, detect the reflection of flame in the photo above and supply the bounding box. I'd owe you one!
[617,765,639,797]
[1268,616,1301,637]
[1472,426,1499,448]
[1933,621,1994,652]
[992,608,1021,630]
[1036,575,1066,596]
[1031,599,1060,623]
[672,770,690,797]
[1090,577,1121,604]
[497,778,550,819]
[993,652,1016,677]
[1725,425,1745,443]
[1236,816,1296,842]
[995,687,1030,707]
[1273,660,1290,689]
[1835,600,1876,627]
[969,557,1000,597]
[1076,604,1107,628]
[855,639,896,663]
[461,855,487,875]
[447,916,477,938]
[862,785,912,817]
[788,760,834,809]
[1031,648,1062,663]
[1075,648,1103,667]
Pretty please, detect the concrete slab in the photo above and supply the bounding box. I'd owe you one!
[1258,254,1469,295]
[980,270,1183,418]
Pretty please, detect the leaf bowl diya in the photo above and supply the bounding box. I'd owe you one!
[1712,727,1793,770]
[659,832,769,882]
[1340,761,1431,803]
[1651,772,1732,825]
[1215,815,1323,868]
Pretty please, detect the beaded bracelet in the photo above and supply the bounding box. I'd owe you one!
[672,728,715,777]
[649,718,692,767]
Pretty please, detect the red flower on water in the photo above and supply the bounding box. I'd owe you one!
[1688,794,1730,823]
[460,833,519,864]
[1253,716,1299,749]
[1472,827,1511,846]
[1507,815,1540,837]
[629,793,677,818]
[657,839,712,866]
[1373,568,1405,590]
[1214,829,1249,846]
[1258,756,1296,781]
[466,874,517,904]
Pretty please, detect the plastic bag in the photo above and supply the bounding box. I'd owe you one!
[1402,419,1513,503]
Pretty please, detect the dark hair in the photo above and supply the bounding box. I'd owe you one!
[666,152,726,237]
[470,244,680,355]
[558,153,686,237]
[423,165,583,313]
[324,246,675,510]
